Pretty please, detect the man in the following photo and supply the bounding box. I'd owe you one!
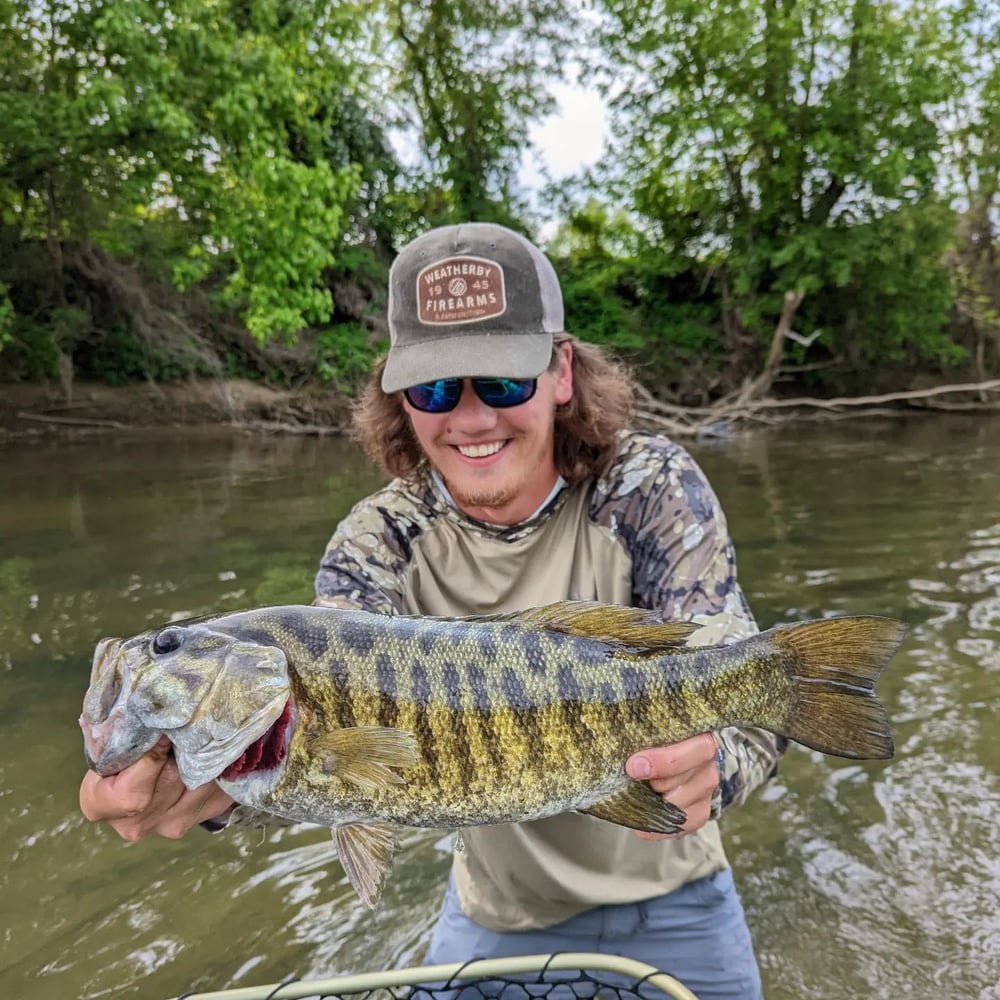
[80,222,781,1000]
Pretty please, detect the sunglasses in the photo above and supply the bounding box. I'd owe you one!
[403,377,538,414]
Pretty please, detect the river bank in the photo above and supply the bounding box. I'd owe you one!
[3,373,999,442]
[0,379,354,439]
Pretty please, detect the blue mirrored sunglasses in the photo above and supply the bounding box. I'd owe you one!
[403,377,537,414]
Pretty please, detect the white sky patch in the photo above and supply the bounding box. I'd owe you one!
[520,82,607,190]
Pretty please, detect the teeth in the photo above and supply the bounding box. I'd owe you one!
[458,442,504,458]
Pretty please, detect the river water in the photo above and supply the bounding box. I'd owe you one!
[1,417,998,1000]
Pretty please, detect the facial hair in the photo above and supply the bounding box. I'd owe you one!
[447,481,518,513]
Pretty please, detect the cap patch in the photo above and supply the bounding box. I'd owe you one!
[416,255,507,326]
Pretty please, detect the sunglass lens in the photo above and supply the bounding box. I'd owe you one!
[474,378,537,408]
[405,379,461,413]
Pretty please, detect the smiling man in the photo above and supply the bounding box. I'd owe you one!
[378,223,574,525]
[78,222,781,1000]
[313,223,784,999]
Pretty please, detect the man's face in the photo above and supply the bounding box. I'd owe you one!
[402,342,574,526]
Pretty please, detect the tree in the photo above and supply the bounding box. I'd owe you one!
[594,0,963,385]
[380,0,577,233]
[0,0,371,342]
[941,1,1000,381]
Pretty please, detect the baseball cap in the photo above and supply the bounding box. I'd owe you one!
[381,222,565,393]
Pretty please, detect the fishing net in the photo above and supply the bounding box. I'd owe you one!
[172,952,700,1000]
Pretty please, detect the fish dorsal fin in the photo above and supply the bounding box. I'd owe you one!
[456,601,699,653]
[581,781,687,834]
[333,822,396,909]
[309,726,418,790]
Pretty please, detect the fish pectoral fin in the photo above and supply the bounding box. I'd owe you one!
[333,822,396,909]
[581,781,687,835]
[310,726,418,790]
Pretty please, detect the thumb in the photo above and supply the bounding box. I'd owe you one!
[114,736,174,786]
[81,737,174,821]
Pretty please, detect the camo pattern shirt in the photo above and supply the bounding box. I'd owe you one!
[314,429,784,819]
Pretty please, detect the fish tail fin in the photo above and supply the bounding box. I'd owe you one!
[766,615,907,760]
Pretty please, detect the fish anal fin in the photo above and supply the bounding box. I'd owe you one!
[581,781,687,835]
[457,601,699,653]
[333,822,396,909]
[310,726,418,790]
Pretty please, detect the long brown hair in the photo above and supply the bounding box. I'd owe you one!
[351,334,636,484]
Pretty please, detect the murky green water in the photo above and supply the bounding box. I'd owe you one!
[1,418,998,1000]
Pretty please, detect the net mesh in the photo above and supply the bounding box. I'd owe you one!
[173,952,699,1000]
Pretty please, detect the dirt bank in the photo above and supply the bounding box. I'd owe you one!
[4,373,998,443]
[0,379,355,439]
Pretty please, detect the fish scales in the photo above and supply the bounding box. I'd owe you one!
[284,617,743,825]
[323,615,732,819]
[81,601,907,908]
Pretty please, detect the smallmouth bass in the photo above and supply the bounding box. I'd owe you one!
[80,602,906,907]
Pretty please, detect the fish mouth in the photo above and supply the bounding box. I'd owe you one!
[219,699,293,780]
[80,638,160,775]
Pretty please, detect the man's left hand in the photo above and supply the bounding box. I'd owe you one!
[625,732,720,840]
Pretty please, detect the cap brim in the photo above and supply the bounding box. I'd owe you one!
[381,332,553,393]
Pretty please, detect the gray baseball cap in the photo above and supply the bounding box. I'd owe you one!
[381,222,565,393]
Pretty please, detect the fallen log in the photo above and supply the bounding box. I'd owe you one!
[635,378,1000,437]
[16,411,126,429]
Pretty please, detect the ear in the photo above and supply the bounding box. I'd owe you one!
[553,341,573,406]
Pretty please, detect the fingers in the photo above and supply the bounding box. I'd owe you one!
[150,784,235,841]
[79,739,234,842]
[626,732,719,793]
[79,737,174,822]
[626,732,720,841]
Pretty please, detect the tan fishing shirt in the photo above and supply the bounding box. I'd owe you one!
[314,430,783,931]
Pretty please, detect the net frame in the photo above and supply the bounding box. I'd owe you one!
[172,951,700,1000]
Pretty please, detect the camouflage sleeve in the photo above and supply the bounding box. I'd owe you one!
[313,482,432,615]
[617,436,787,815]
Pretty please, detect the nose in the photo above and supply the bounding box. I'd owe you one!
[446,380,500,432]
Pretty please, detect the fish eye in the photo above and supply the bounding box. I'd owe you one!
[151,627,185,656]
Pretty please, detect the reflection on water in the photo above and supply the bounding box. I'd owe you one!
[1,418,998,1000]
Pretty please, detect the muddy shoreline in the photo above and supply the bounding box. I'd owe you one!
[0,379,355,440]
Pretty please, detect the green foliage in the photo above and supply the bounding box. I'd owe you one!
[0,283,13,352]
[1,307,84,381]
[812,202,962,368]
[1,319,60,380]
[938,4,1000,372]
[1,0,997,396]
[75,326,186,385]
[0,0,369,341]
[550,204,647,351]
[593,0,963,383]
[312,322,382,388]
[382,0,575,229]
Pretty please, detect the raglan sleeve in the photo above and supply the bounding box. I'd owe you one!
[628,442,786,816]
[313,490,416,615]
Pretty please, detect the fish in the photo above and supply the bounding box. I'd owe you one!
[80,602,907,908]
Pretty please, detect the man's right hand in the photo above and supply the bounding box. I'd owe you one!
[79,736,235,841]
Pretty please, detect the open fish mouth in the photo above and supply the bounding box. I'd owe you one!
[80,637,162,775]
[219,699,293,780]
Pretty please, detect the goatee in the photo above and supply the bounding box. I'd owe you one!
[449,484,517,512]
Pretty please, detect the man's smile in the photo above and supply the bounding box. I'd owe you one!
[455,441,507,459]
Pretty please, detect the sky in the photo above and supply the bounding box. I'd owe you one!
[520,82,607,189]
